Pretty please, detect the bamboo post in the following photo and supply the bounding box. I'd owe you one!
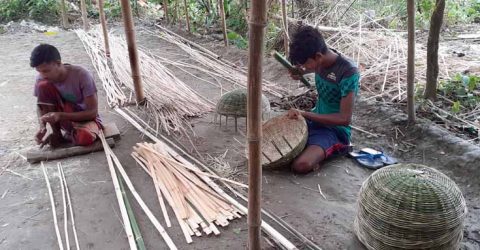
[80,0,89,30]
[119,0,145,103]
[218,0,228,46]
[183,0,191,32]
[174,0,178,22]
[407,0,415,123]
[281,0,288,55]
[60,0,68,29]
[164,0,169,23]
[98,0,110,57]
[290,0,294,18]
[247,0,267,248]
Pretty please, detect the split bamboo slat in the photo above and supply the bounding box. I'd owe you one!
[133,141,245,243]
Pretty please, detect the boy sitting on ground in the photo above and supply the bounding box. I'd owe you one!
[31,44,101,148]
[287,26,360,174]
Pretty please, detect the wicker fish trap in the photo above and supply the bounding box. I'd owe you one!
[216,88,270,117]
[354,163,467,250]
[255,114,308,169]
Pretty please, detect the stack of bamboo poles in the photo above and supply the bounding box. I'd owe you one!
[41,162,80,250]
[131,142,245,243]
[144,26,289,98]
[76,27,212,135]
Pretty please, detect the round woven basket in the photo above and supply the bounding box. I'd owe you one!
[354,163,467,250]
[216,88,270,117]
[256,114,308,169]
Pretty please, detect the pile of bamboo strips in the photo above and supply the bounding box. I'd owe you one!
[99,131,177,250]
[41,162,80,250]
[131,142,244,243]
[75,29,127,107]
[144,26,289,98]
[76,27,212,135]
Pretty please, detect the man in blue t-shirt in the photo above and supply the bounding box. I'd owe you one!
[287,26,360,174]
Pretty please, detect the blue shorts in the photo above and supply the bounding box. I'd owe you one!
[306,120,349,158]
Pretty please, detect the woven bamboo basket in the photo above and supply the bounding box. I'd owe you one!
[354,163,467,250]
[249,114,308,169]
[216,88,270,117]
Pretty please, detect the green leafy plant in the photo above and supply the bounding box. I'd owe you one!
[438,73,480,113]
[227,30,247,49]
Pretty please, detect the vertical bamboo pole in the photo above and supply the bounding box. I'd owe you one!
[60,0,68,29]
[98,0,110,57]
[80,0,89,30]
[183,0,191,32]
[164,0,169,23]
[174,0,178,22]
[218,0,228,46]
[247,0,267,248]
[407,0,415,123]
[119,0,145,103]
[290,0,294,18]
[281,0,288,55]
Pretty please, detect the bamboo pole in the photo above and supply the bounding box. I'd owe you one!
[174,0,178,22]
[41,162,64,250]
[60,0,68,29]
[218,0,228,46]
[98,0,111,57]
[183,0,191,32]
[119,0,145,103]
[281,0,289,55]
[164,0,169,23]
[247,0,267,247]
[407,0,415,123]
[80,0,89,30]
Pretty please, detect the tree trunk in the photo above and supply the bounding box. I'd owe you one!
[163,0,169,23]
[80,0,89,30]
[183,0,191,32]
[424,0,445,101]
[218,0,228,46]
[247,0,267,248]
[407,0,416,123]
[60,0,68,29]
[98,0,110,57]
[281,0,289,55]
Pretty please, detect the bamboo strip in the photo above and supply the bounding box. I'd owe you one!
[118,174,146,250]
[41,162,64,250]
[59,163,80,250]
[98,133,137,250]
[100,133,177,250]
[57,164,69,250]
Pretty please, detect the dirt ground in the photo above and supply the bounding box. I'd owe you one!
[0,24,479,250]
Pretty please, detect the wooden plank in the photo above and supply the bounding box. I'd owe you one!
[103,123,121,141]
[27,138,115,163]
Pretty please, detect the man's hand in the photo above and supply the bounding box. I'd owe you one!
[35,127,47,144]
[287,108,302,120]
[41,112,62,124]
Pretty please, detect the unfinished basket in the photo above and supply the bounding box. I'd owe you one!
[354,163,467,250]
[216,88,270,117]
[252,114,308,169]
